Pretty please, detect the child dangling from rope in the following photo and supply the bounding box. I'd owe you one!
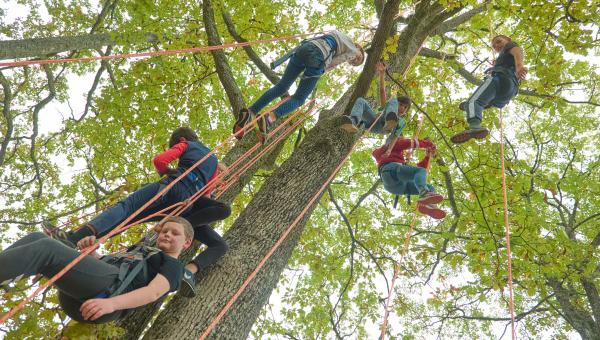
[373,138,446,219]
[451,34,527,144]
[0,217,193,323]
[341,61,410,148]
[234,30,364,140]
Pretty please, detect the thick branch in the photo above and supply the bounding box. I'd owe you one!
[221,10,281,85]
[430,2,490,36]
[202,0,245,113]
[345,0,401,111]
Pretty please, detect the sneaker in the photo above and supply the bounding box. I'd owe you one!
[458,101,467,111]
[41,221,76,249]
[383,112,398,132]
[340,115,358,133]
[418,191,444,205]
[179,268,197,298]
[254,113,272,143]
[233,108,253,140]
[417,203,446,219]
[450,127,489,144]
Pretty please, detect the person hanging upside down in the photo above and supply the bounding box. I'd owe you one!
[0,217,193,323]
[451,34,527,144]
[234,30,364,139]
[341,62,410,148]
[372,138,446,219]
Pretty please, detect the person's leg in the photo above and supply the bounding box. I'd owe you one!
[451,76,499,144]
[0,233,118,290]
[395,165,443,204]
[342,97,371,133]
[272,43,324,119]
[84,182,163,238]
[272,72,319,118]
[184,196,232,227]
[465,76,499,128]
[383,97,399,131]
[490,76,518,109]
[379,163,408,195]
[191,225,228,271]
[249,58,304,115]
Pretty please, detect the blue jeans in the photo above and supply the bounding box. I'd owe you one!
[88,181,195,237]
[465,74,518,127]
[379,163,434,196]
[349,97,399,134]
[250,42,325,118]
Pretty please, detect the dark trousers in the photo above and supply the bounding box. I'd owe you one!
[0,232,123,323]
[465,74,518,126]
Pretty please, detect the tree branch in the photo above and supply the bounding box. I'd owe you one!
[202,0,245,113]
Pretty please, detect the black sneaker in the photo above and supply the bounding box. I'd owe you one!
[233,108,253,140]
[179,268,197,298]
[340,115,358,133]
[41,221,76,249]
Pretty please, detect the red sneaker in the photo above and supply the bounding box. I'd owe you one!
[418,191,443,205]
[417,203,446,219]
[233,108,253,140]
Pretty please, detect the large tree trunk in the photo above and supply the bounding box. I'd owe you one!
[142,2,464,339]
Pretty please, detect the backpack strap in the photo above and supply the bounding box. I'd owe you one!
[393,194,399,209]
[101,245,161,298]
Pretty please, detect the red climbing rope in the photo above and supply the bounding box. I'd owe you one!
[379,211,418,340]
[198,104,386,339]
[499,107,517,339]
[0,96,304,325]
[0,32,327,68]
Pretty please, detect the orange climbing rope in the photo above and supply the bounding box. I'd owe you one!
[0,32,328,68]
[499,107,517,339]
[0,97,310,325]
[198,101,386,339]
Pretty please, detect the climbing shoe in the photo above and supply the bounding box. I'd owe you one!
[450,127,489,144]
[417,191,444,205]
[41,221,76,249]
[179,268,197,298]
[417,203,446,220]
[233,108,253,140]
[340,115,358,133]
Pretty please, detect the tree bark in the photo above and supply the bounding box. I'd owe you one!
[202,0,244,114]
[0,33,158,60]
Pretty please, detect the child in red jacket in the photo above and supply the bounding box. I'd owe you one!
[373,138,446,219]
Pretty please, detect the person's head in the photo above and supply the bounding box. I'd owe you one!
[491,35,512,53]
[397,96,411,116]
[155,216,194,256]
[169,127,198,148]
[349,45,365,66]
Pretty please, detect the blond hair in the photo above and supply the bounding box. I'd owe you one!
[159,216,194,240]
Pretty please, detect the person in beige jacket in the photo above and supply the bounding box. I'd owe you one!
[234,30,364,139]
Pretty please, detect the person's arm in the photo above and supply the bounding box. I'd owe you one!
[79,273,170,321]
[153,140,188,176]
[509,46,527,80]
